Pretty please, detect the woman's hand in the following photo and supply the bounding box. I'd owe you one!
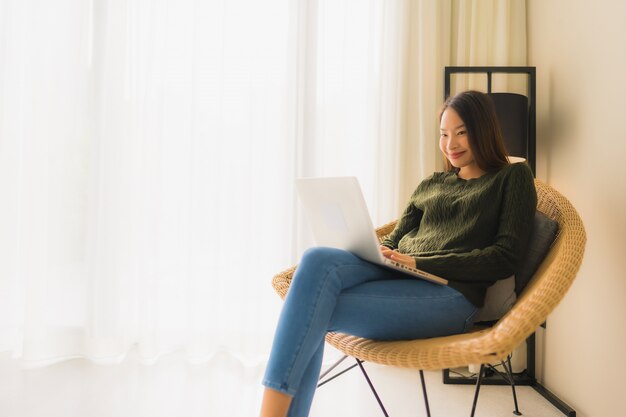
[380,246,417,269]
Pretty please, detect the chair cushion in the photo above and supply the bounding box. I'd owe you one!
[474,275,516,323]
[515,210,559,295]
[474,211,559,323]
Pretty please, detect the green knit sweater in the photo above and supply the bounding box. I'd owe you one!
[381,163,537,307]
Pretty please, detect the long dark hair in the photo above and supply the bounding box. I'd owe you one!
[439,90,510,173]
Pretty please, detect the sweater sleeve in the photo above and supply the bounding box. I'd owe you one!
[413,164,537,282]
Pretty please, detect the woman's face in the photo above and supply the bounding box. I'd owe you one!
[439,107,484,179]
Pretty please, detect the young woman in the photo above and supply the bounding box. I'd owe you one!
[259,90,537,417]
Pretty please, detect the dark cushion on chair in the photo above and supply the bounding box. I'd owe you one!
[474,211,559,323]
[515,211,559,295]
[474,275,517,323]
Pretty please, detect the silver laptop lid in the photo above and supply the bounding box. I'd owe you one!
[296,176,448,286]
[295,176,383,264]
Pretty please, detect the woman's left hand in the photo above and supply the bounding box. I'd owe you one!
[380,247,417,269]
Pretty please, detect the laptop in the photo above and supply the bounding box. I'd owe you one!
[296,177,448,286]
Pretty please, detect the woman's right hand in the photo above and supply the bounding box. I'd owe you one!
[380,246,417,269]
[379,246,393,256]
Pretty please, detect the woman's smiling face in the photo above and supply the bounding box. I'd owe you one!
[439,107,484,179]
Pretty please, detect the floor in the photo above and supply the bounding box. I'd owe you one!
[0,349,567,417]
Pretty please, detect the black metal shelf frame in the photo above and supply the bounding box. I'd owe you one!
[442,66,575,417]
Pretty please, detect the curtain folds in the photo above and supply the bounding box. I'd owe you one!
[403,0,528,196]
[0,0,526,372]
[0,0,411,368]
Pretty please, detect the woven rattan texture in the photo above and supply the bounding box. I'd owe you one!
[270,180,586,370]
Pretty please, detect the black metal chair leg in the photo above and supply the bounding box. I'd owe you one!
[419,370,432,417]
[356,359,390,417]
[319,354,348,381]
[470,364,485,417]
[503,356,523,416]
[317,355,359,388]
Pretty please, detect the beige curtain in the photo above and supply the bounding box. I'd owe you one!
[399,0,527,203]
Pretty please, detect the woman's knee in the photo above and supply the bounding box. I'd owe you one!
[293,247,354,288]
[300,247,351,268]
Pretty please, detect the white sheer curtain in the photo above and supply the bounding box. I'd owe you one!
[0,1,527,416]
[0,0,411,368]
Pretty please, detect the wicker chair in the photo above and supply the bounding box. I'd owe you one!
[271,179,586,416]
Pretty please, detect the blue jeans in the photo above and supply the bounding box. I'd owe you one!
[262,247,477,417]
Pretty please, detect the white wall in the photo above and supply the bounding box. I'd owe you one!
[528,1,626,416]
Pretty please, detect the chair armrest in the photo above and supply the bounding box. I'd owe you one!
[375,220,398,242]
[271,265,297,300]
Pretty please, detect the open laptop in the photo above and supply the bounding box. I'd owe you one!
[296,177,448,286]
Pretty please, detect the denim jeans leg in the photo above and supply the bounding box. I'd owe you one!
[329,278,477,340]
[262,246,477,417]
[285,340,324,417]
[262,247,399,396]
